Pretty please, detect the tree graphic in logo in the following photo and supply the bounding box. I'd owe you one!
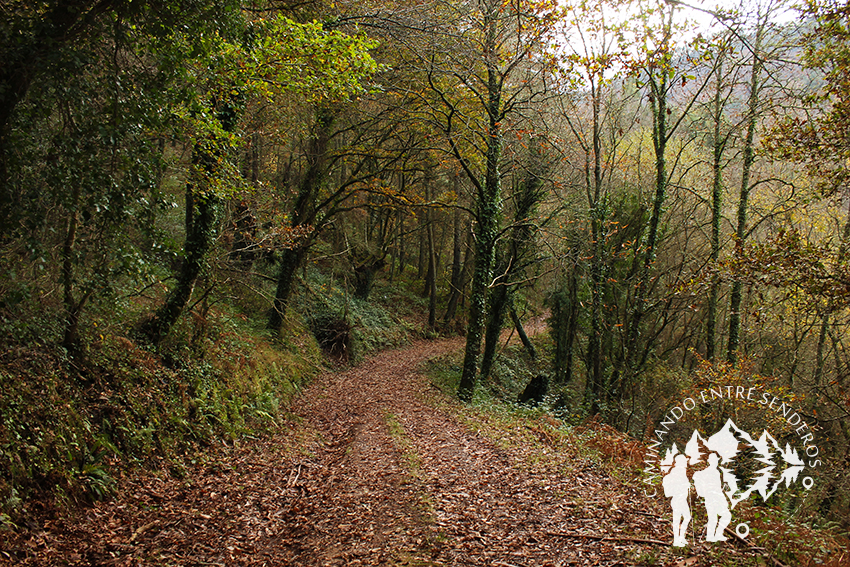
[660,418,806,546]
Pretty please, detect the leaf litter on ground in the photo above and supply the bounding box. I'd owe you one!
[0,338,790,566]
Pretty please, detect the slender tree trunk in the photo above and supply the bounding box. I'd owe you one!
[443,220,471,325]
[553,268,580,388]
[447,206,462,302]
[728,23,764,364]
[815,195,850,384]
[509,305,536,360]
[418,214,428,281]
[706,55,726,362]
[586,77,605,411]
[397,208,406,277]
[427,213,438,329]
[615,65,670,401]
[62,185,82,354]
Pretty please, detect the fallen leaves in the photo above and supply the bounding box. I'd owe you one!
[0,338,743,566]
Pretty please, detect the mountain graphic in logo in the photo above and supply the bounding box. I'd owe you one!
[659,419,806,546]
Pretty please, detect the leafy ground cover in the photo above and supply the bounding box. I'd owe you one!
[3,335,845,566]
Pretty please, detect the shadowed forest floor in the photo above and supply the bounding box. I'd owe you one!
[1,339,792,566]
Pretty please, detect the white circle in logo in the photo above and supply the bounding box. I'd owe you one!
[736,523,750,539]
[803,476,814,490]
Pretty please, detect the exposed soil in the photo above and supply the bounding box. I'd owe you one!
[1,338,742,566]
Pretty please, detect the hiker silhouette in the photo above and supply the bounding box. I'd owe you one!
[662,453,691,547]
[693,452,732,542]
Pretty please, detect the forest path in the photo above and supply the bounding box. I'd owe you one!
[2,338,674,566]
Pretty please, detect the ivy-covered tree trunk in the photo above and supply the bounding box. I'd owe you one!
[268,247,307,330]
[458,201,499,400]
[479,278,509,382]
[479,155,545,383]
[143,178,221,345]
[706,54,727,362]
[61,185,87,355]
[727,21,765,364]
[456,3,503,402]
[267,109,335,332]
[143,99,239,345]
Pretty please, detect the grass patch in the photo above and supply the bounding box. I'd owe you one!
[384,412,422,480]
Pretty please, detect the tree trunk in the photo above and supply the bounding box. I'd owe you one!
[479,278,509,382]
[396,209,406,278]
[267,108,335,332]
[62,185,83,355]
[443,220,472,325]
[728,18,765,364]
[143,92,241,344]
[615,62,670,402]
[586,77,605,411]
[457,9,503,401]
[509,305,537,360]
[427,217,438,329]
[418,214,428,281]
[706,54,726,362]
[144,186,220,344]
[268,247,307,330]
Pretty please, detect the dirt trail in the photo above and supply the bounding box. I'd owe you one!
[1,338,671,566]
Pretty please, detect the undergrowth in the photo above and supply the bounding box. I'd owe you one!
[295,268,418,364]
[0,256,425,528]
[0,301,322,526]
[422,347,850,567]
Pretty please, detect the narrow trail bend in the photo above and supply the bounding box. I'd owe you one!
[2,338,670,566]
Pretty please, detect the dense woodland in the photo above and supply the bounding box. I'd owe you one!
[2,0,850,539]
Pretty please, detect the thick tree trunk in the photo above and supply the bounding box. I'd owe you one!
[268,247,307,330]
[457,22,503,400]
[143,94,240,344]
[458,216,497,401]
